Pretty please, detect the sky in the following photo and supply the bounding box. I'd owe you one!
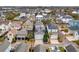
[0,0,79,6]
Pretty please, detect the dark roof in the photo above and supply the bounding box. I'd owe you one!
[62,15,73,19]
[34,44,46,52]
[48,24,58,29]
[66,44,77,52]
[20,16,27,20]
[69,26,79,31]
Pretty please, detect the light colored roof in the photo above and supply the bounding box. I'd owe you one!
[36,15,43,18]
[16,28,27,35]
[8,29,17,35]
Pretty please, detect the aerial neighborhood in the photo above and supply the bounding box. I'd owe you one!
[0,7,79,52]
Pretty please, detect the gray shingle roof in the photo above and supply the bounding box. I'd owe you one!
[0,40,10,52]
[16,28,27,35]
[15,43,29,52]
[69,26,79,31]
[34,44,46,52]
[66,44,77,52]
[48,24,58,29]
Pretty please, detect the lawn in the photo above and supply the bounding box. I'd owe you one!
[73,40,79,45]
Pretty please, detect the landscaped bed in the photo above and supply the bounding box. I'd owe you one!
[59,47,66,52]
[0,36,5,42]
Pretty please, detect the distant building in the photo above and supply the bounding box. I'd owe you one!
[68,20,79,40]
[19,13,26,18]
[72,9,79,14]
[60,15,73,23]
[36,14,43,21]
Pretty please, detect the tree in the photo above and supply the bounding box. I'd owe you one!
[70,14,79,20]
[6,11,20,20]
[27,32,34,39]
[12,37,16,43]
[41,19,51,25]
[43,27,49,43]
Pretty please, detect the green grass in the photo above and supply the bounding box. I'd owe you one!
[0,36,5,42]
[73,40,79,45]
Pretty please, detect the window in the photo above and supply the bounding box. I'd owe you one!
[22,37,25,40]
[17,37,20,40]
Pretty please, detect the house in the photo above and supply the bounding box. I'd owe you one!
[72,9,79,14]
[60,15,73,23]
[47,23,58,40]
[7,29,17,43]
[68,20,79,40]
[14,13,27,21]
[68,20,79,27]
[44,9,51,13]
[36,14,43,21]
[34,21,45,40]
[8,21,22,30]
[15,28,27,41]
[0,11,6,20]
[74,31,79,40]
[0,20,9,36]
[43,14,50,20]
[23,20,33,30]
[19,13,26,18]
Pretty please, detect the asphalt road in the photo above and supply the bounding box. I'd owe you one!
[0,40,10,52]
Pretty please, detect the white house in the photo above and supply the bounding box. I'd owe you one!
[44,9,51,13]
[72,10,79,14]
[36,14,43,21]
[34,21,45,40]
[19,13,26,18]
[47,24,58,40]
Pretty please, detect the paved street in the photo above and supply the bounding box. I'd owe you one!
[0,39,10,52]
